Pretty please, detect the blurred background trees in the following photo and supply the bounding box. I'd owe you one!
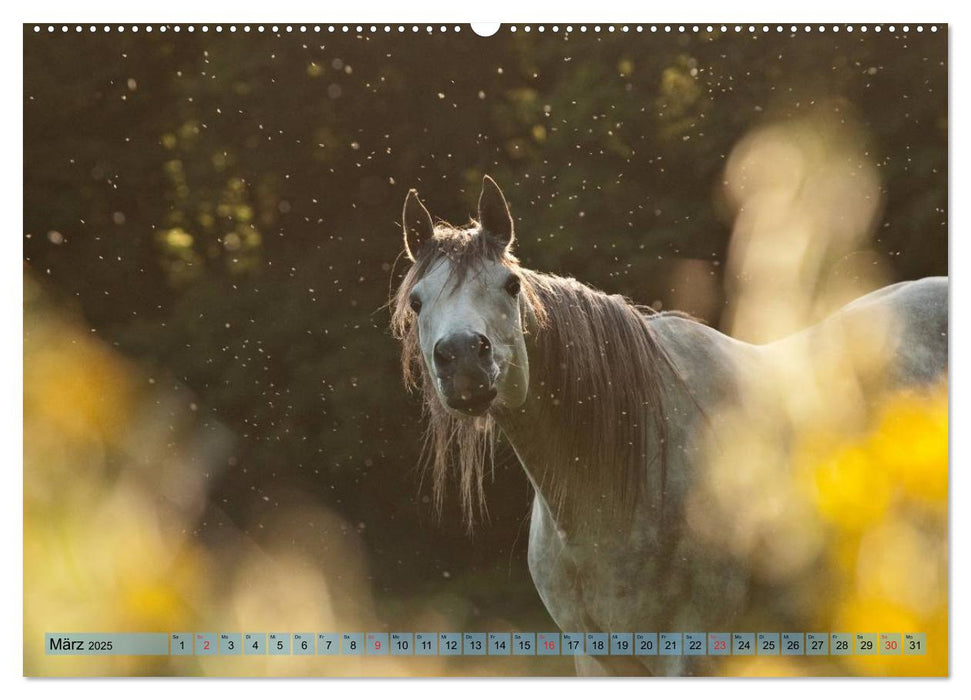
[24,25,946,675]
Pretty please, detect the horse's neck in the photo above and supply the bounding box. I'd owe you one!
[494,386,584,527]
[496,310,751,540]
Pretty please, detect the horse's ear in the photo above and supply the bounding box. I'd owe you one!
[402,189,434,262]
[478,175,514,250]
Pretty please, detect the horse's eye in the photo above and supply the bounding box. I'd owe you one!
[409,296,422,314]
[505,275,521,297]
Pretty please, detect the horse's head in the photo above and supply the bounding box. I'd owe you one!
[392,176,532,418]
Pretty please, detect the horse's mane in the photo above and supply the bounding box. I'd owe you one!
[391,223,681,532]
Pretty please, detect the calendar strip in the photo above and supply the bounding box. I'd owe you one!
[45,632,927,656]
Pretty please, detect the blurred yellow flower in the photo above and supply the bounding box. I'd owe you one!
[812,445,892,530]
[869,391,948,507]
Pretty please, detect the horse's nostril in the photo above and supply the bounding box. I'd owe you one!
[477,334,492,358]
[433,340,455,367]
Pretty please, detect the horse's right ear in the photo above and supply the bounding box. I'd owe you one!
[402,189,434,262]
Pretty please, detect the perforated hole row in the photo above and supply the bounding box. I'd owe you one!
[506,24,938,34]
[31,25,465,34]
[30,24,940,35]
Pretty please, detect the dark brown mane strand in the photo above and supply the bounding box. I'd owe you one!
[513,270,680,531]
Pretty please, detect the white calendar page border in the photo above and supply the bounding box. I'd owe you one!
[2,0,964,698]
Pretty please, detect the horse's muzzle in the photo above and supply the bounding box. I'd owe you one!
[435,331,499,415]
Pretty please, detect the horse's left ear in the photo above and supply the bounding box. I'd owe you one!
[478,175,514,250]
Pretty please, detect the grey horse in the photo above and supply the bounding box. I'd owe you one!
[391,176,948,675]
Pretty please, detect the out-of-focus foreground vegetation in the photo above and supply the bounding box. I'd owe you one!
[24,26,946,676]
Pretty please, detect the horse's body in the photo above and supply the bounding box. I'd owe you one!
[392,178,948,676]
[512,277,947,676]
